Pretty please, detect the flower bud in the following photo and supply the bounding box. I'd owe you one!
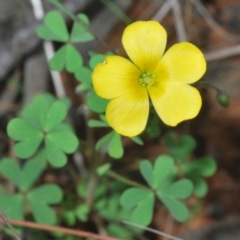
[216,91,230,107]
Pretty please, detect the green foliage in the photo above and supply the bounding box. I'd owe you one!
[120,155,193,225]
[7,94,78,167]
[164,132,217,197]
[36,11,94,73]
[0,154,63,224]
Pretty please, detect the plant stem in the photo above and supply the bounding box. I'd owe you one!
[107,170,151,191]
[0,218,120,240]
[0,212,22,240]
[48,0,112,51]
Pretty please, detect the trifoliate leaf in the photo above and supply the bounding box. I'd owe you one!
[0,194,24,220]
[97,163,111,176]
[153,155,175,189]
[74,66,92,85]
[0,157,45,191]
[183,157,217,177]
[45,137,67,167]
[96,131,115,151]
[75,204,90,222]
[47,131,78,153]
[164,132,196,161]
[108,132,123,159]
[191,177,208,197]
[50,44,83,72]
[162,179,193,199]
[89,54,106,69]
[131,136,144,145]
[14,134,44,158]
[70,14,94,43]
[140,160,154,188]
[120,188,154,226]
[45,101,68,132]
[87,91,109,113]
[157,194,189,222]
[36,11,69,42]
[88,119,109,128]
[7,118,42,141]
[27,184,63,225]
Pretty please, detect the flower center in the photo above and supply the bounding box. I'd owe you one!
[139,72,156,87]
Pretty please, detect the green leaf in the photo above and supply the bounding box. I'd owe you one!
[32,94,53,129]
[27,184,63,225]
[75,204,90,222]
[87,91,109,113]
[0,194,24,220]
[47,131,78,153]
[7,118,42,141]
[0,157,45,191]
[191,178,208,197]
[49,44,83,72]
[74,66,92,85]
[96,131,115,151]
[158,194,189,222]
[183,157,217,177]
[140,160,154,188]
[36,11,69,42]
[88,119,109,128]
[45,137,67,167]
[163,179,193,199]
[164,133,196,161]
[97,163,111,176]
[14,134,44,158]
[89,54,106,69]
[70,14,94,42]
[120,188,154,226]
[153,155,175,189]
[20,103,41,129]
[131,136,144,145]
[108,132,123,159]
[45,101,68,131]
[61,210,76,226]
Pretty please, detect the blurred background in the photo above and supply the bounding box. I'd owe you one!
[0,0,240,239]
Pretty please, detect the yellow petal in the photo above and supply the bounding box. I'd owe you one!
[148,83,201,126]
[106,88,149,137]
[92,56,141,99]
[122,21,167,72]
[153,42,206,84]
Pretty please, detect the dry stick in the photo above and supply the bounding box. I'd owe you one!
[30,0,65,98]
[0,212,22,240]
[172,0,187,42]
[191,0,240,42]
[152,0,175,21]
[204,44,240,61]
[0,218,121,240]
[123,221,184,240]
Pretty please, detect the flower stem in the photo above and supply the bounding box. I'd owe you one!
[107,170,151,191]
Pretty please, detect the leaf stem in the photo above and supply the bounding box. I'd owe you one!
[48,0,113,51]
[0,212,22,240]
[0,218,120,240]
[107,170,151,191]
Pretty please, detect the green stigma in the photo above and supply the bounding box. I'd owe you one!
[139,72,156,87]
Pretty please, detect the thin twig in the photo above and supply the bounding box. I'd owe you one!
[163,214,174,240]
[0,218,121,240]
[123,221,184,240]
[30,0,65,98]
[152,0,174,22]
[172,0,187,41]
[191,0,240,42]
[204,44,240,61]
[0,212,22,240]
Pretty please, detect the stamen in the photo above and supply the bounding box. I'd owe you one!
[139,72,156,87]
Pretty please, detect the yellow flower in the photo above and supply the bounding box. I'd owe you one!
[92,21,206,137]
